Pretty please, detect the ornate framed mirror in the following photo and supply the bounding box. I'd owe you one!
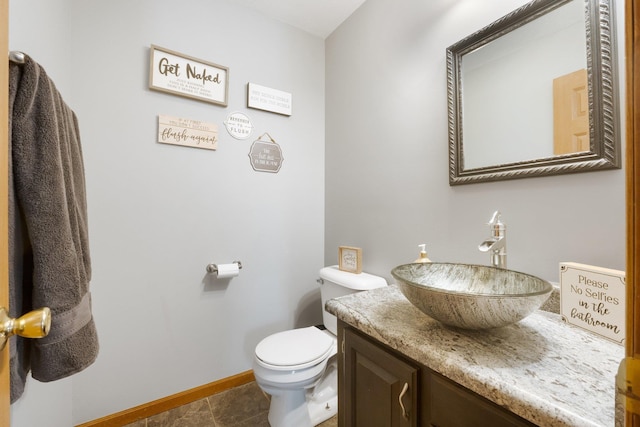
[447,0,620,185]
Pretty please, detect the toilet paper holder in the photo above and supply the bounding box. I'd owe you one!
[206,261,242,274]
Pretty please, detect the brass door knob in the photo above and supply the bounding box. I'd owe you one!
[0,306,51,351]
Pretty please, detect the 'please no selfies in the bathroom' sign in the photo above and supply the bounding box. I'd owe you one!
[559,262,625,344]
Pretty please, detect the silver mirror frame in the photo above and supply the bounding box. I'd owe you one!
[447,0,620,185]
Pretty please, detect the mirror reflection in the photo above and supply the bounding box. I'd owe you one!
[447,0,620,184]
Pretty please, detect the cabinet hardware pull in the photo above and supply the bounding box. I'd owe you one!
[399,382,409,419]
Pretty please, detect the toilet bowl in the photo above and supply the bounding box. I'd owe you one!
[254,326,337,427]
[253,266,387,427]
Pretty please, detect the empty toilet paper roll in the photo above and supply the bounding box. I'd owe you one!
[216,263,240,278]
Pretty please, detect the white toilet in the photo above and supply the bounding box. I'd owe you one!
[253,265,387,427]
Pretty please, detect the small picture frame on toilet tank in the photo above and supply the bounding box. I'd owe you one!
[338,246,362,274]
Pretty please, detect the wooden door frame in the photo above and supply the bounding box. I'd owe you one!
[626,0,640,425]
[1,0,11,424]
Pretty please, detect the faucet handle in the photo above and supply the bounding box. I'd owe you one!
[487,211,505,237]
[488,210,501,226]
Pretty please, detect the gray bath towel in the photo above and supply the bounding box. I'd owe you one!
[8,54,99,402]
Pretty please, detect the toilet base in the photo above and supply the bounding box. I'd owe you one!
[267,390,313,427]
[266,391,337,427]
[265,356,338,427]
[307,394,337,425]
[307,355,338,425]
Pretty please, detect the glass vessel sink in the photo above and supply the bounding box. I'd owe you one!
[391,263,553,330]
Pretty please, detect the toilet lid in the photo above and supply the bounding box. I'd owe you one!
[255,326,334,368]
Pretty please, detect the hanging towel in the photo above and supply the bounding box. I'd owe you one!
[8,54,99,403]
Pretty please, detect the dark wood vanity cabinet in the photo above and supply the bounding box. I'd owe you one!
[341,324,419,427]
[338,322,537,427]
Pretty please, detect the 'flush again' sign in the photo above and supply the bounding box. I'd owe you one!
[560,262,625,344]
[157,115,218,150]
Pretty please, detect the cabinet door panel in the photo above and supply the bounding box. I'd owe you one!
[427,372,536,427]
[344,328,418,427]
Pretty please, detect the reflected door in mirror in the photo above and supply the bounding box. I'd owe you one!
[553,68,589,155]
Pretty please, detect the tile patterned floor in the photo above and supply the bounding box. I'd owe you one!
[122,381,338,427]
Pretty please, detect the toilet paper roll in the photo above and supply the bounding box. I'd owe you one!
[216,263,240,279]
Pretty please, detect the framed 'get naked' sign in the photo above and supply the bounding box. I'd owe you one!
[149,45,229,107]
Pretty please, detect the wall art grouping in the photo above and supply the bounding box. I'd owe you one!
[149,45,287,173]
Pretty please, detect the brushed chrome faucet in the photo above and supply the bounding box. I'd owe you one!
[478,211,507,268]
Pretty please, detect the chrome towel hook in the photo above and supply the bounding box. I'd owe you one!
[9,51,25,64]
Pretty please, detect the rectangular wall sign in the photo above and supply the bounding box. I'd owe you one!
[149,45,229,106]
[560,262,625,344]
[157,115,218,150]
[247,83,292,116]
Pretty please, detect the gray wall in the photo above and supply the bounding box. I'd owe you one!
[325,0,626,284]
[10,0,325,424]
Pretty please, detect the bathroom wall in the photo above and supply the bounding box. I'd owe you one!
[325,0,626,283]
[9,0,325,425]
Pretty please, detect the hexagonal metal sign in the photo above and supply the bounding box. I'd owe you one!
[248,133,283,173]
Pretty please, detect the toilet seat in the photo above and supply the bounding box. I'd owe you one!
[255,326,334,371]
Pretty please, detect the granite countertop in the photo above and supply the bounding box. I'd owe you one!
[326,285,624,427]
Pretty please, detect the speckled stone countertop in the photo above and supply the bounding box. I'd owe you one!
[326,285,623,427]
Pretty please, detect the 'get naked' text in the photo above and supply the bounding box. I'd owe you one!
[158,57,222,86]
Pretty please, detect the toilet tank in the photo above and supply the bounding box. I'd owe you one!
[319,265,387,335]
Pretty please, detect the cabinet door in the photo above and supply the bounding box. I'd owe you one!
[425,370,536,427]
[343,328,418,427]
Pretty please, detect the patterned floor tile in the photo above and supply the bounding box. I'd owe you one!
[319,415,338,427]
[208,381,270,426]
[146,398,215,427]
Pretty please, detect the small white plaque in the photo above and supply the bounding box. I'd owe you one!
[247,83,292,116]
[224,112,253,140]
[560,262,625,344]
[157,115,218,150]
